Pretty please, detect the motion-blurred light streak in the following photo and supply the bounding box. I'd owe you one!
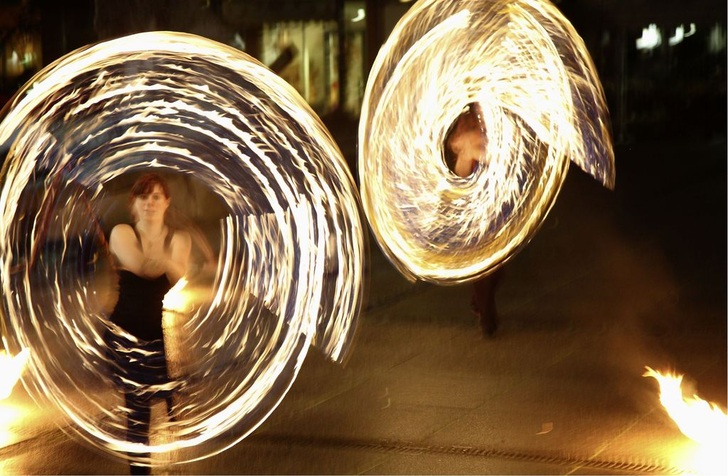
[0,31,365,465]
[359,0,614,284]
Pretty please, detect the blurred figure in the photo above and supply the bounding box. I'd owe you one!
[105,172,191,474]
[445,104,487,178]
[445,104,504,338]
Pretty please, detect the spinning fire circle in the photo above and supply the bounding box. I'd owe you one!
[0,31,365,465]
[358,0,615,284]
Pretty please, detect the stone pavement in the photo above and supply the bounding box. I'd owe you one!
[0,138,725,474]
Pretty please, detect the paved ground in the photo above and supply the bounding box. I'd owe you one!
[0,136,726,475]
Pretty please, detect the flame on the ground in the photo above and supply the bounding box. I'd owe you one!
[0,347,30,449]
[163,277,189,314]
[643,366,727,448]
[0,347,29,400]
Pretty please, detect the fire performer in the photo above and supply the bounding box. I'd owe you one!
[444,103,504,337]
[105,172,191,474]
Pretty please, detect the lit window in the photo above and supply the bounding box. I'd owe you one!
[709,24,727,53]
[636,24,661,51]
[668,24,696,46]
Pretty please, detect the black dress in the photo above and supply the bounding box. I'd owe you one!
[107,270,173,394]
[104,227,174,472]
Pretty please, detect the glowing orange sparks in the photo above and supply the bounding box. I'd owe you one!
[0,347,30,400]
[643,366,727,448]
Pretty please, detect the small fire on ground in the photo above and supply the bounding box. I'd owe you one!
[644,366,727,474]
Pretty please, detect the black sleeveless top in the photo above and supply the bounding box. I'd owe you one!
[108,226,173,342]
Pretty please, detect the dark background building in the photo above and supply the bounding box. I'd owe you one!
[0,0,725,143]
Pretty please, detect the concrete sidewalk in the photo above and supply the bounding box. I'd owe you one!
[1,138,726,474]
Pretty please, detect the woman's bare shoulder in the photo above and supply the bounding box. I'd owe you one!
[109,224,136,246]
[110,223,134,236]
[172,228,192,244]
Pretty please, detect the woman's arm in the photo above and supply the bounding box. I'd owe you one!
[109,224,165,277]
[109,224,190,281]
[165,230,192,284]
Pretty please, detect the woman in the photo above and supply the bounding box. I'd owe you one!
[445,104,503,338]
[445,103,487,178]
[105,172,191,474]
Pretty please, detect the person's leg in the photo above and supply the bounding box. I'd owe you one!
[125,392,152,475]
[165,394,176,422]
[147,340,176,422]
[471,268,504,337]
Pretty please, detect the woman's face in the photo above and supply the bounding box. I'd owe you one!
[132,184,170,222]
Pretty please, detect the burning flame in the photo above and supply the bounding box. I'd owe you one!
[0,347,30,400]
[643,366,727,448]
[163,276,190,313]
